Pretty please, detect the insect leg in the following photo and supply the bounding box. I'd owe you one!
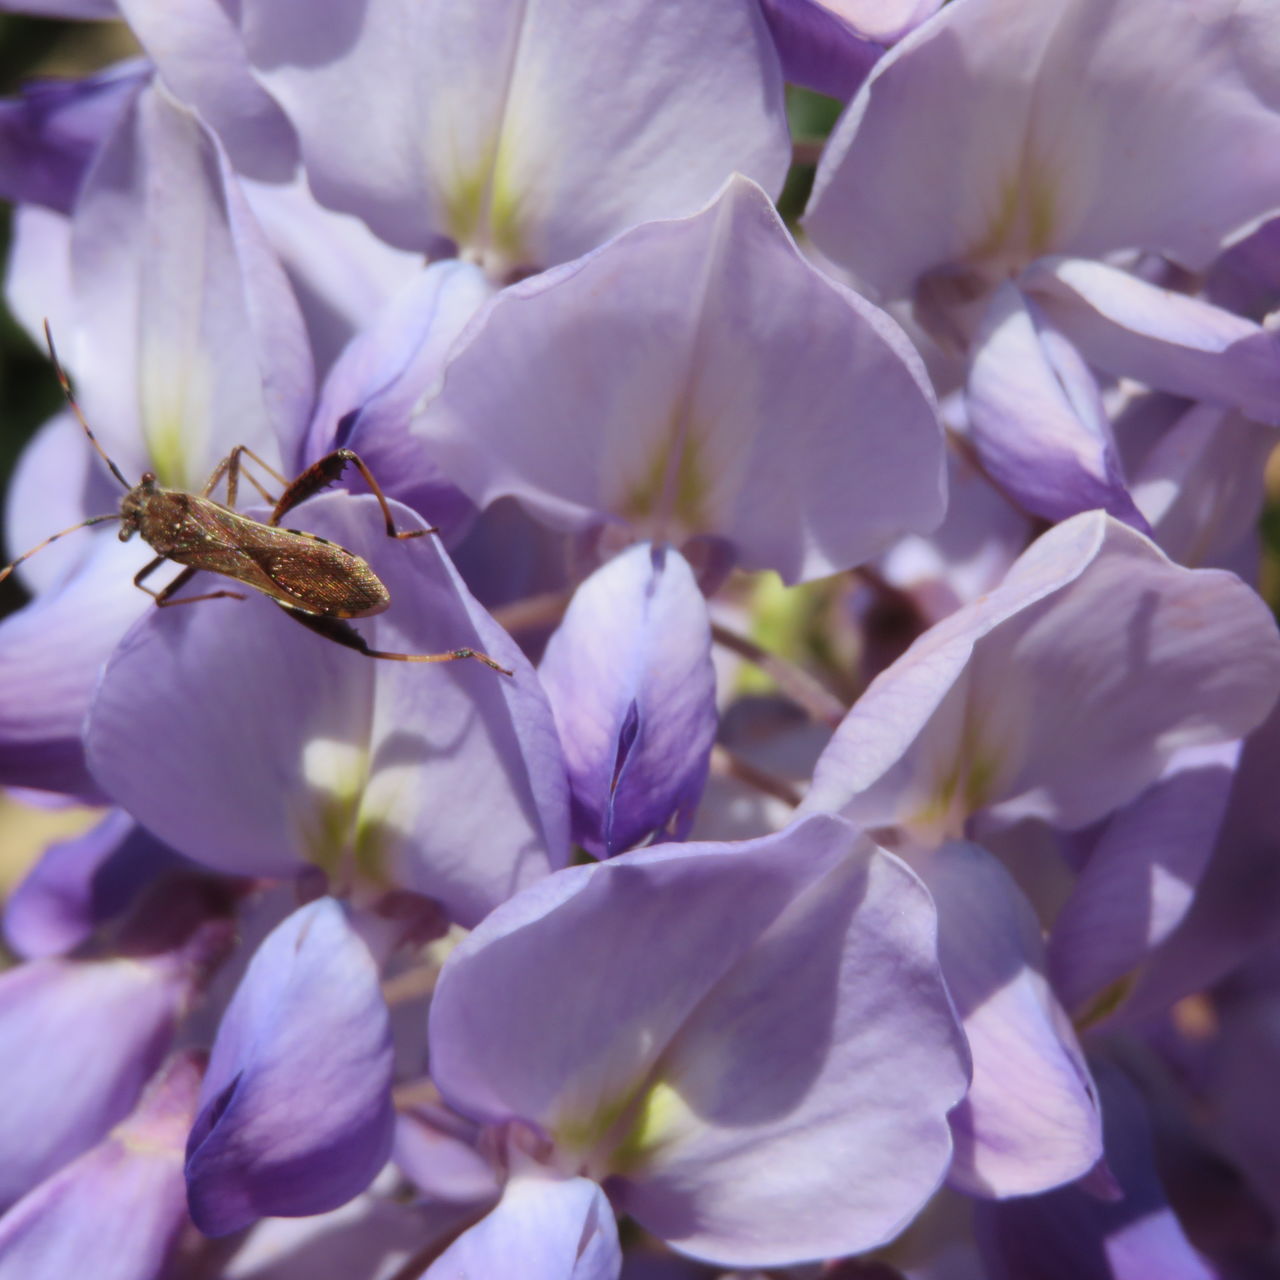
[205,446,286,509]
[135,558,247,608]
[270,449,439,540]
[278,604,513,675]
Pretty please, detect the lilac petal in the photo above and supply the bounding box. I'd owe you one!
[807,0,1280,300]
[974,1064,1216,1280]
[539,543,716,857]
[419,175,944,584]
[0,1051,202,1280]
[1048,742,1239,1022]
[423,1175,621,1280]
[1204,994,1280,1231]
[393,1108,501,1209]
[1023,257,1280,424]
[240,172,423,381]
[431,815,966,1266]
[1123,698,1280,1020]
[803,511,1280,838]
[306,259,492,537]
[115,0,297,181]
[85,492,568,924]
[4,409,121,597]
[186,899,394,1236]
[0,924,218,1209]
[617,838,967,1264]
[243,0,788,272]
[823,0,944,43]
[4,809,180,959]
[1207,212,1280,321]
[758,0,882,99]
[1128,404,1274,570]
[0,530,153,799]
[70,80,312,487]
[4,204,73,350]
[0,0,115,14]
[878,439,1031,623]
[0,60,146,214]
[919,841,1101,1198]
[221,1181,435,1280]
[966,282,1149,529]
[430,817,857,1130]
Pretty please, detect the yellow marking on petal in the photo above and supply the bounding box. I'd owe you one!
[965,161,1059,278]
[443,163,489,251]
[905,729,1006,843]
[488,143,528,268]
[1026,168,1058,257]
[294,738,370,879]
[1073,974,1134,1033]
[553,1090,635,1163]
[144,420,190,491]
[138,335,215,491]
[621,419,708,538]
[604,1078,689,1175]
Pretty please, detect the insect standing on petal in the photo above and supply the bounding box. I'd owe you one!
[0,323,513,675]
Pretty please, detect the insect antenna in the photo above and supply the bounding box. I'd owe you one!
[43,319,131,490]
[0,512,122,585]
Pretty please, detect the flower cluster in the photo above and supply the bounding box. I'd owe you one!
[1,0,1280,1276]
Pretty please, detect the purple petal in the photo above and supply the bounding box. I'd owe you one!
[807,0,1280,300]
[220,1180,437,1280]
[1207,212,1280,321]
[974,1064,1216,1280]
[85,492,569,924]
[617,835,967,1265]
[186,899,395,1236]
[825,0,945,42]
[919,841,1102,1197]
[431,815,967,1266]
[4,410,122,597]
[422,1175,621,1280]
[419,175,945,584]
[392,1108,501,1209]
[240,172,424,381]
[4,809,181,959]
[0,0,116,15]
[243,0,788,271]
[966,282,1149,529]
[758,0,882,99]
[115,0,297,180]
[0,530,153,799]
[0,1051,202,1280]
[0,916,222,1209]
[1048,742,1240,1022]
[1127,404,1274,571]
[1124,698,1280,1019]
[804,512,1280,838]
[0,60,146,213]
[1023,257,1280,424]
[539,543,716,856]
[306,259,492,537]
[4,204,72,348]
[877,439,1032,623]
[70,80,313,486]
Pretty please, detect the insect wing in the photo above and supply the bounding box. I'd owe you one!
[242,532,391,618]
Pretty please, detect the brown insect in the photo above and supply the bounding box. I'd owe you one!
[0,323,512,675]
